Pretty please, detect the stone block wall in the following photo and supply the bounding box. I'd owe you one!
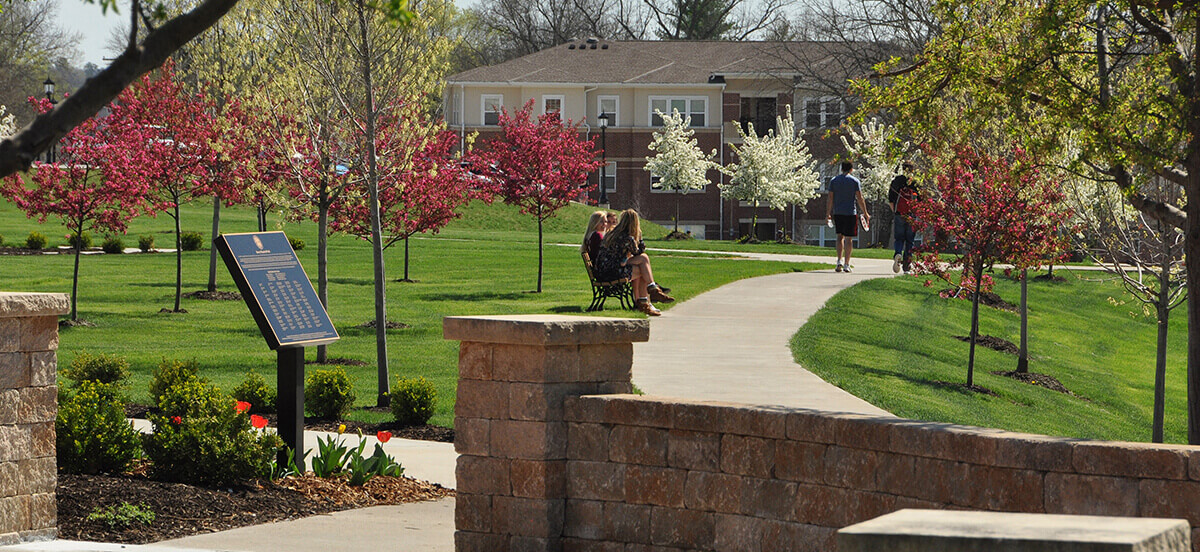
[449,315,1200,552]
[0,292,68,545]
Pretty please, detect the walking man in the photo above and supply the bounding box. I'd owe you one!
[888,161,919,273]
[825,161,870,273]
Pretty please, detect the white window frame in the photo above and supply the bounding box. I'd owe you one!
[450,90,462,126]
[649,96,708,128]
[482,94,503,126]
[650,172,709,193]
[542,94,565,117]
[803,96,844,129]
[601,161,617,193]
[598,95,620,127]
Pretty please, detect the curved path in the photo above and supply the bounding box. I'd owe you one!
[633,250,894,416]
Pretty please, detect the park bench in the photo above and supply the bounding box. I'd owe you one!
[581,250,634,312]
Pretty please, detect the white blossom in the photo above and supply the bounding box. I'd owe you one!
[0,105,15,139]
[721,105,820,211]
[840,118,911,203]
[645,109,720,195]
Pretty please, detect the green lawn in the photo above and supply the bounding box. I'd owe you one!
[1,198,808,428]
[791,272,1188,444]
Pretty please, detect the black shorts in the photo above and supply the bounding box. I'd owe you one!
[833,214,858,237]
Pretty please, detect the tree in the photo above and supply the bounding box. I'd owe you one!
[910,145,1072,388]
[840,117,910,244]
[644,108,719,235]
[720,105,820,241]
[2,97,146,322]
[104,63,217,313]
[0,0,80,127]
[480,100,603,293]
[0,105,14,138]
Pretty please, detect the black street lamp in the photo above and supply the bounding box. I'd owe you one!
[597,112,609,206]
[43,77,56,164]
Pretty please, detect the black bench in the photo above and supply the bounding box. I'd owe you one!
[581,250,634,311]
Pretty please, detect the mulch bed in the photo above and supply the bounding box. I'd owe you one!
[953,334,1020,355]
[58,471,452,544]
[59,319,96,328]
[123,405,454,443]
[305,357,369,366]
[356,320,410,329]
[938,289,1018,312]
[183,290,243,301]
[931,381,998,396]
[991,370,1082,397]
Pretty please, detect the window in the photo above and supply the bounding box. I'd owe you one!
[598,96,619,127]
[803,97,844,128]
[543,95,564,119]
[450,90,462,126]
[817,160,838,191]
[482,95,503,126]
[601,161,617,193]
[650,96,707,127]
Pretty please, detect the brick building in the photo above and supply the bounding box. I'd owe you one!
[445,40,862,243]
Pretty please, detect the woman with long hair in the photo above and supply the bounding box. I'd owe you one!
[595,209,673,315]
[581,210,608,261]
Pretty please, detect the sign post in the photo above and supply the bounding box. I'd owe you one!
[215,232,339,469]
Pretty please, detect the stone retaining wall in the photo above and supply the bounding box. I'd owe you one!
[0,292,68,545]
[448,315,1200,552]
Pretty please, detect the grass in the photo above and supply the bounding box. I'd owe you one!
[791,271,1188,444]
[4,198,808,428]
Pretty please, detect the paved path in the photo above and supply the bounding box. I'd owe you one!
[4,249,900,552]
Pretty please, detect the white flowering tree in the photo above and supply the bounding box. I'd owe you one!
[839,118,911,203]
[645,109,720,234]
[0,106,15,139]
[721,105,820,241]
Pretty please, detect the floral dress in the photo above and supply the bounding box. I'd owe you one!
[594,235,637,281]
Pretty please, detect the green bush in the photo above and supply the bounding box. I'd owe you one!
[138,235,154,252]
[389,377,436,426]
[101,236,124,254]
[232,371,276,413]
[288,236,305,251]
[304,367,355,419]
[24,232,46,250]
[57,381,141,475]
[64,352,130,387]
[87,502,155,529]
[0,234,6,247]
[67,231,92,250]
[149,358,203,406]
[180,231,204,251]
[144,379,281,486]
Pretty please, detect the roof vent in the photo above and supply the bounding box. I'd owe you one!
[590,43,597,49]
[568,44,576,49]
[601,44,609,49]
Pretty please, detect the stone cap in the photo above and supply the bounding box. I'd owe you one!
[838,509,1190,551]
[444,315,649,345]
[0,293,69,318]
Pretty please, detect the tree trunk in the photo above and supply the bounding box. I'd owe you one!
[316,200,329,364]
[258,206,267,232]
[751,202,759,241]
[403,236,410,281]
[357,0,389,407]
[537,207,544,293]
[207,196,220,292]
[675,195,681,233]
[1153,226,1174,443]
[1016,268,1029,373]
[1186,194,1200,444]
[173,203,183,312]
[966,259,983,387]
[70,227,81,321]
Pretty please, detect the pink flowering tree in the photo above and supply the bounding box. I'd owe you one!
[911,145,1072,387]
[103,63,218,313]
[478,100,603,292]
[2,97,147,322]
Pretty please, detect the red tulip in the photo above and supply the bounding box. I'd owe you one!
[171,416,182,425]
[250,415,268,429]
[235,401,251,414]
[377,431,393,443]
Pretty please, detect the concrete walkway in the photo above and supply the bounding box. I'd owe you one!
[4,249,898,552]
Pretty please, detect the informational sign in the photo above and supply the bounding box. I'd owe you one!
[216,232,339,350]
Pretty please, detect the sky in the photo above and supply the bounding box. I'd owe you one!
[57,0,126,67]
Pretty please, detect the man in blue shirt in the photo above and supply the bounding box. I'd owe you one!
[824,161,871,273]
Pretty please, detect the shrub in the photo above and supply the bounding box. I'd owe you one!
[389,377,436,426]
[144,379,281,486]
[67,231,92,250]
[288,236,305,251]
[304,367,355,419]
[138,235,155,252]
[87,502,155,529]
[180,231,204,251]
[0,234,5,247]
[64,352,130,387]
[232,371,277,413]
[24,231,46,250]
[57,381,141,475]
[149,358,203,406]
[101,236,124,254]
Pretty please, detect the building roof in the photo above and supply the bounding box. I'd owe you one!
[448,40,858,85]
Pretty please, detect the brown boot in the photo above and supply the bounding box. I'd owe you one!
[648,286,674,303]
[636,299,661,316]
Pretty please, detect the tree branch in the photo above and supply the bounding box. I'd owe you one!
[0,0,242,178]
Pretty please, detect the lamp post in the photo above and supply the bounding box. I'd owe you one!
[43,77,56,164]
[597,112,609,207]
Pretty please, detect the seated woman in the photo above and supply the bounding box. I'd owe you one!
[595,209,673,316]
[581,211,608,262]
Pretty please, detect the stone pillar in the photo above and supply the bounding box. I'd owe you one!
[445,315,649,552]
[0,292,68,545]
